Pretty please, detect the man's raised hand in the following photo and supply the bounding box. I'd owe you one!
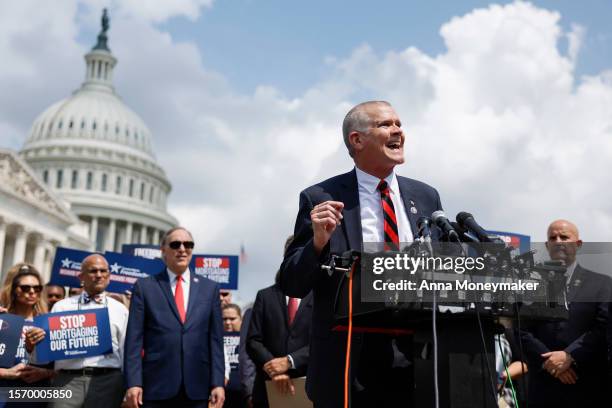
[311,201,344,254]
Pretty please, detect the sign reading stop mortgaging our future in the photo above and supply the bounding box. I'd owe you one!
[34,309,112,361]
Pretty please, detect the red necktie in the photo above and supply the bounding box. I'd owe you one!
[377,180,400,251]
[287,297,299,325]
[175,275,186,323]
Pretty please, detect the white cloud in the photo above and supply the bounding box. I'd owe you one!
[2,1,612,301]
[114,0,214,23]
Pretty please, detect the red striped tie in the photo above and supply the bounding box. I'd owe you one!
[377,180,400,251]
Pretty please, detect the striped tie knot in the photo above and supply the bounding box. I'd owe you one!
[377,179,390,194]
[377,179,400,251]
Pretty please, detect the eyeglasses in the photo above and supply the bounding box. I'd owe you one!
[18,285,43,293]
[220,291,231,297]
[168,241,195,250]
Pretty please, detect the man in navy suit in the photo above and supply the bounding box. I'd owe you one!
[280,101,443,407]
[123,227,225,408]
[520,220,610,407]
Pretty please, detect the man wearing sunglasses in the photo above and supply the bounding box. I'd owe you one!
[124,227,225,408]
[26,253,129,408]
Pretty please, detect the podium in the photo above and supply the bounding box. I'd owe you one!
[412,314,498,408]
[329,249,564,408]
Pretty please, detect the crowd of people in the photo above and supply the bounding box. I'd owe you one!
[0,101,611,408]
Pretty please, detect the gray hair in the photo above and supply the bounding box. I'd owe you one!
[342,101,391,157]
[160,227,193,247]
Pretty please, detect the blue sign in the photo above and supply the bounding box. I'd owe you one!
[121,244,161,260]
[50,247,164,292]
[104,251,164,293]
[191,255,239,290]
[49,247,92,288]
[487,231,531,254]
[34,309,112,361]
[51,247,237,291]
[224,332,241,391]
[0,314,25,368]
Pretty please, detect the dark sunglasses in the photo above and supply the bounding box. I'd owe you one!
[168,241,195,250]
[220,291,231,297]
[18,285,43,293]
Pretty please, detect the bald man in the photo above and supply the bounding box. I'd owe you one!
[28,254,129,408]
[519,220,610,407]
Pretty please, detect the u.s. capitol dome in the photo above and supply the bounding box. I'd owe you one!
[19,11,177,252]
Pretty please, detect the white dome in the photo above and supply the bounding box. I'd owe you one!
[19,14,177,252]
[24,86,155,158]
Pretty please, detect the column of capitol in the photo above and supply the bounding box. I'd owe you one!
[0,150,89,281]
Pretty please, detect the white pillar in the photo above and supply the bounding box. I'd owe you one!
[90,217,98,249]
[106,219,116,252]
[12,227,27,265]
[48,169,57,190]
[139,225,147,244]
[0,221,6,275]
[125,222,133,245]
[33,235,46,272]
[43,241,55,282]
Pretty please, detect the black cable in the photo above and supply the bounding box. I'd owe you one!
[514,303,528,408]
[475,307,499,406]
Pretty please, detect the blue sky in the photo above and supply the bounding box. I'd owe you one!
[143,0,612,97]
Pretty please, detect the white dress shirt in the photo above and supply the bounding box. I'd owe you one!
[356,166,413,246]
[167,267,190,312]
[50,293,129,370]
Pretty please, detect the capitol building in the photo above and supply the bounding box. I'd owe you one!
[0,11,177,280]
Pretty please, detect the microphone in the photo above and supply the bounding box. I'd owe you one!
[456,212,493,243]
[416,216,432,241]
[450,221,479,243]
[431,211,460,242]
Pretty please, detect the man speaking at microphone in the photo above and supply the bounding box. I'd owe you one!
[280,101,444,407]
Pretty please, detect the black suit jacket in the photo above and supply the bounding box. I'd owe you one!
[246,284,313,408]
[279,168,442,406]
[519,265,611,406]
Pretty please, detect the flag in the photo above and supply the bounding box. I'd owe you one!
[240,242,247,264]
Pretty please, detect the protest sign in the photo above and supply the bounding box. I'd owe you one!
[191,255,239,290]
[50,247,163,292]
[104,251,163,293]
[0,314,25,367]
[121,244,161,260]
[49,247,91,288]
[34,309,112,361]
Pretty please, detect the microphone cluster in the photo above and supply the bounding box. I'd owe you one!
[416,210,500,245]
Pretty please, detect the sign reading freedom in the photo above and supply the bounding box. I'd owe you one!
[34,309,112,361]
